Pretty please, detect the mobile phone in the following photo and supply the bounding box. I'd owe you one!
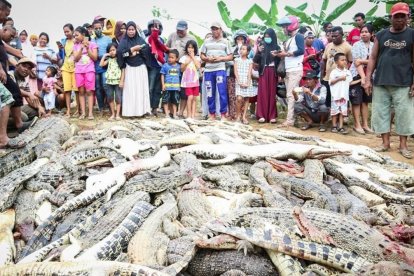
[56,41,62,46]
[140,44,146,48]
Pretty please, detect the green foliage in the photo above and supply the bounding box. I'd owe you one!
[189,31,205,47]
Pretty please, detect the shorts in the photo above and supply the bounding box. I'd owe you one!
[349,76,371,105]
[75,72,95,91]
[106,84,122,104]
[0,82,14,109]
[330,98,347,116]
[179,88,187,100]
[62,71,78,92]
[185,86,200,96]
[5,75,23,107]
[162,90,180,105]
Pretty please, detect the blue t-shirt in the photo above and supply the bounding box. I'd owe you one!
[312,38,325,52]
[160,63,181,91]
[93,35,112,73]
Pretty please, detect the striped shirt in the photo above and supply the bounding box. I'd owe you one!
[200,37,231,72]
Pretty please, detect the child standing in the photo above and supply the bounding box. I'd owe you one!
[100,43,123,120]
[73,26,98,120]
[180,40,201,119]
[42,65,58,116]
[329,53,352,134]
[160,49,181,119]
[234,44,255,124]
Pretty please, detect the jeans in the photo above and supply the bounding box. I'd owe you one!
[148,66,162,109]
[95,72,107,110]
[201,78,220,116]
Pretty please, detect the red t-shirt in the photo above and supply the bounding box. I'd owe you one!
[347,28,361,45]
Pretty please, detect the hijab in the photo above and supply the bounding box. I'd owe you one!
[117,21,148,68]
[262,28,279,66]
[103,18,116,38]
[114,21,125,43]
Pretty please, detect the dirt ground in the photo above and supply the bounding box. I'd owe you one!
[68,111,414,166]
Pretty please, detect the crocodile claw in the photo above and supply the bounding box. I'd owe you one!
[236,239,254,256]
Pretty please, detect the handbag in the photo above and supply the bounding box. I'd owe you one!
[276,82,287,98]
[306,49,320,73]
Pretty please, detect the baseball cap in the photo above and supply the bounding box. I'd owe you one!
[390,2,410,16]
[17,57,36,68]
[94,15,106,21]
[82,23,92,29]
[303,70,318,79]
[176,20,188,31]
[304,31,315,39]
[210,21,222,29]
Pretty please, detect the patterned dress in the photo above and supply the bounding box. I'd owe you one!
[235,57,256,97]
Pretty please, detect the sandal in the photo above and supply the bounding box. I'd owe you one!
[258,118,265,123]
[319,125,326,132]
[331,127,338,133]
[0,139,26,149]
[363,127,374,134]
[373,145,390,152]
[353,127,365,135]
[108,116,115,121]
[338,128,348,135]
[88,116,95,120]
[78,114,85,120]
[115,116,122,121]
[301,123,313,130]
[241,118,249,125]
[269,119,277,124]
[399,148,413,159]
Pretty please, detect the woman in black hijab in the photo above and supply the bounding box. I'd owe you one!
[117,21,151,117]
[253,28,280,123]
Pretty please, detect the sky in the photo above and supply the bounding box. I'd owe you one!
[12,0,384,51]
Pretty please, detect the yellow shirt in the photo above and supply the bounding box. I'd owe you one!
[61,39,75,73]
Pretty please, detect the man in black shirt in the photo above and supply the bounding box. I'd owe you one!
[365,2,414,159]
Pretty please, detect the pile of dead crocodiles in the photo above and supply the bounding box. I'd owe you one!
[0,116,414,276]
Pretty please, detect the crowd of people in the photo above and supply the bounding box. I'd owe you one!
[0,1,414,159]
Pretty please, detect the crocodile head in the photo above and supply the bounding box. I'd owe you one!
[179,153,203,179]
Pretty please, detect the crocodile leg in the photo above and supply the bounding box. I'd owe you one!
[265,250,304,276]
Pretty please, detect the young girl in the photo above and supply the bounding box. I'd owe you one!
[100,43,123,120]
[180,40,201,119]
[73,26,98,120]
[42,65,58,116]
[234,44,254,124]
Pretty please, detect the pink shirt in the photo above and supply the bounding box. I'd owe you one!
[73,41,97,73]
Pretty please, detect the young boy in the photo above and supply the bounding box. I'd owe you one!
[329,53,352,134]
[160,49,181,119]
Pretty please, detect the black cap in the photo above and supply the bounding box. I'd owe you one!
[303,70,318,79]
[83,23,92,29]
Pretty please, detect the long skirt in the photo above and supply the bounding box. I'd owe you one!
[122,64,151,117]
[256,66,277,122]
[227,76,236,119]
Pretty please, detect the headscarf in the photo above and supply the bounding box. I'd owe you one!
[117,21,148,69]
[114,21,125,43]
[253,28,280,75]
[103,18,116,38]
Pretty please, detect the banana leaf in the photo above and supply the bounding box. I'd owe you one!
[296,3,308,11]
[189,31,204,48]
[232,19,267,35]
[284,5,316,25]
[242,4,270,22]
[366,5,378,17]
[320,0,329,18]
[325,0,356,23]
[268,0,278,26]
[217,1,233,29]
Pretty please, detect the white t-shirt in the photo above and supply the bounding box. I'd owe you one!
[329,67,352,101]
[179,55,201,88]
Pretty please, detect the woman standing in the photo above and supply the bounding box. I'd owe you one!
[112,21,126,46]
[253,28,280,123]
[34,32,57,90]
[349,24,374,134]
[59,24,78,117]
[117,21,151,117]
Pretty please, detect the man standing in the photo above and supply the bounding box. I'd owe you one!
[347,13,365,45]
[92,20,112,115]
[365,2,414,159]
[294,70,328,132]
[200,22,233,120]
[166,20,196,118]
[320,26,352,107]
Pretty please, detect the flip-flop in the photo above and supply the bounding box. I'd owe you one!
[269,119,277,124]
[399,148,413,159]
[373,145,390,152]
[258,118,265,123]
[353,127,365,135]
[0,139,26,149]
[301,123,313,130]
[363,127,375,134]
[241,119,249,125]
